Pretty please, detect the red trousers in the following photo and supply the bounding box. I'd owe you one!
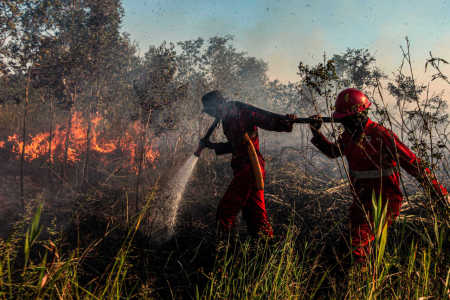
[216,163,273,237]
[350,190,402,259]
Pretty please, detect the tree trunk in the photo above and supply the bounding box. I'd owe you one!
[84,79,101,184]
[48,94,54,184]
[19,71,31,210]
[62,106,73,180]
[61,82,77,180]
[135,109,152,212]
[83,103,92,184]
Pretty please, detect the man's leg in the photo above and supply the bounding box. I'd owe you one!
[386,193,402,225]
[242,166,273,237]
[349,198,374,263]
[349,193,403,263]
[216,166,252,236]
[242,189,273,237]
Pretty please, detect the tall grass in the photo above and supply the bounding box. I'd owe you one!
[0,192,155,299]
[197,193,448,300]
[0,190,447,299]
[199,224,326,300]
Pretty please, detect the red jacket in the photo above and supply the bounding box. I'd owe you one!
[214,101,293,169]
[311,118,448,200]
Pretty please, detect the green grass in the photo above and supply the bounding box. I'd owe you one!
[199,225,327,300]
[0,191,448,299]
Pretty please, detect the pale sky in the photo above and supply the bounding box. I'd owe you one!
[121,0,450,91]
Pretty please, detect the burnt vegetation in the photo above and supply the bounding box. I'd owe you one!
[0,1,449,299]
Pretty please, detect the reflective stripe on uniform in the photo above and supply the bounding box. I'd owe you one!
[350,168,396,179]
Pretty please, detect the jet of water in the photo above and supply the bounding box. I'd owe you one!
[165,154,199,237]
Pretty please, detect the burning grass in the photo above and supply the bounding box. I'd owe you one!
[0,110,159,173]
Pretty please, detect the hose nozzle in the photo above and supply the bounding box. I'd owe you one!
[194,139,206,157]
[194,118,219,157]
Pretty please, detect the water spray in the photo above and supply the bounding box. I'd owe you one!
[163,118,220,240]
[165,155,199,236]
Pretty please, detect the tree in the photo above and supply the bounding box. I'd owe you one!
[332,48,384,91]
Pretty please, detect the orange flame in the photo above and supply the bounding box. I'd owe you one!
[1,111,159,172]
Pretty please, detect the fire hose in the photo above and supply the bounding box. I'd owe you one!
[243,133,264,190]
[292,117,336,123]
[195,117,337,154]
[194,116,338,188]
[194,119,264,190]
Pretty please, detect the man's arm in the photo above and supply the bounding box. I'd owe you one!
[212,142,233,155]
[309,115,344,158]
[202,139,232,155]
[238,102,294,132]
[383,129,448,198]
[310,132,345,158]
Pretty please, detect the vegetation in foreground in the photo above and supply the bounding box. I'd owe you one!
[0,187,448,299]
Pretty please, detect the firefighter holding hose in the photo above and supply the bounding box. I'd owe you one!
[196,90,296,238]
[308,88,448,264]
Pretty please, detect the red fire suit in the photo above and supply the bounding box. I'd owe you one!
[311,118,448,259]
[213,101,293,237]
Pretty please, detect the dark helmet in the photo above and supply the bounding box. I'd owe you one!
[333,88,371,119]
[201,90,226,113]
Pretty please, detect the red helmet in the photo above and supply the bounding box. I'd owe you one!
[333,88,371,119]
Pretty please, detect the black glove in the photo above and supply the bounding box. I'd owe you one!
[309,115,323,132]
[277,113,297,131]
[199,138,214,149]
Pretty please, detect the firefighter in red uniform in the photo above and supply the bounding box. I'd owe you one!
[200,90,296,237]
[309,88,448,263]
